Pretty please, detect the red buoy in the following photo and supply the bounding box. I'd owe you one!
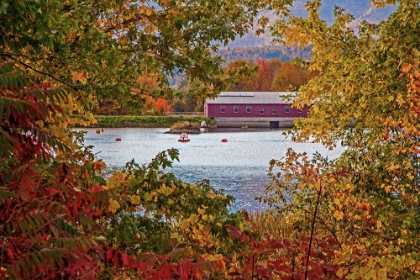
[221,138,227,142]
[115,137,121,141]
[178,133,190,142]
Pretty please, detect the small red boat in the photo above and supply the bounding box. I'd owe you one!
[178,133,190,143]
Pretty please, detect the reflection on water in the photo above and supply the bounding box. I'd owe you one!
[169,165,271,212]
[80,128,344,212]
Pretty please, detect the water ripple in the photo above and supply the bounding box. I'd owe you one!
[80,128,344,212]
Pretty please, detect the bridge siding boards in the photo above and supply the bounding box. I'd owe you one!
[204,92,309,128]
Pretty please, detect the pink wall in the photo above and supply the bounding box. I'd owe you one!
[206,103,309,118]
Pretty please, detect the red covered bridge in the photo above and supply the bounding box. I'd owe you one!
[204,92,309,128]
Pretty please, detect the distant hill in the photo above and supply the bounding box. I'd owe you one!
[226,0,397,49]
[219,45,312,66]
[171,1,397,86]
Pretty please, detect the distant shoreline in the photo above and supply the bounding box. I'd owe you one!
[73,115,214,128]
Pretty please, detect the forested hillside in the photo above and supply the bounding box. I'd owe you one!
[170,1,396,88]
[226,0,396,49]
[219,45,312,66]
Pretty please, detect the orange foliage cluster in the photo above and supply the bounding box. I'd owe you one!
[140,94,170,113]
[225,58,314,92]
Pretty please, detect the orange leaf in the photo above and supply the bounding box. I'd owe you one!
[401,63,412,73]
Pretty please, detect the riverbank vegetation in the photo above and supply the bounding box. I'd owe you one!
[2,0,420,279]
[81,115,214,128]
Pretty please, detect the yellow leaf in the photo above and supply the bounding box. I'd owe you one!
[171,232,182,242]
[387,164,399,172]
[407,173,414,180]
[336,268,344,278]
[131,195,141,205]
[204,254,225,261]
[333,197,341,206]
[314,181,322,191]
[94,159,106,171]
[109,198,120,213]
[189,214,198,223]
[333,210,344,220]
[95,235,107,241]
[144,192,152,202]
[179,219,189,229]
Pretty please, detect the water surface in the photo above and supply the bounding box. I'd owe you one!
[81,128,343,212]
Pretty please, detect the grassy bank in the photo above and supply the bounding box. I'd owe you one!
[79,115,215,128]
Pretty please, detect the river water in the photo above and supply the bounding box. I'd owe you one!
[80,128,344,212]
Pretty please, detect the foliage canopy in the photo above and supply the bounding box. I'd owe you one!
[2,0,420,279]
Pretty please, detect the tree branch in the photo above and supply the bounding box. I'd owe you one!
[305,182,322,280]
[0,53,84,90]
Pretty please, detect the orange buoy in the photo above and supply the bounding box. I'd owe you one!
[115,137,121,141]
[221,138,227,142]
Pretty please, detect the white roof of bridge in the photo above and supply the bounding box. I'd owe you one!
[205,92,296,104]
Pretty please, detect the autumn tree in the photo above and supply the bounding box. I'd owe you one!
[225,58,312,92]
[170,79,205,113]
[224,59,259,91]
[0,0,279,109]
[266,59,284,89]
[0,56,111,279]
[262,0,420,278]
[256,58,269,91]
[271,60,312,91]
[1,0,288,278]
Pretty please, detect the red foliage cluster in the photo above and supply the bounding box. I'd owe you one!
[226,213,340,280]
[0,64,231,279]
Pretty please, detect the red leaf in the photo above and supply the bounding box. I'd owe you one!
[106,247,113,262]
[89,184,105,193]
[255,267,274,279]
[227,225,242,239]
[273,264,291,273]
[38,83,52,90]
[318,242,328,249]
[6,248,14,260]
[269,239,284,249]
[121,252,128,266]
[158,263,172,278]
[112,251,120,266]
[326,237,340,246]
[300,244,308,251]
[243,210,250,221]
[323,264,337,272]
